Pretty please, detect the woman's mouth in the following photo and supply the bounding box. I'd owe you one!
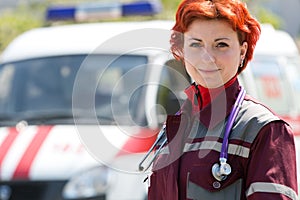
[197,68,220,73]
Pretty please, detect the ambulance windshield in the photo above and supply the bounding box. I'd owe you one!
[0,54,148,126]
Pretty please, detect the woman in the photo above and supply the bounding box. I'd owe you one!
[147,0,298,199]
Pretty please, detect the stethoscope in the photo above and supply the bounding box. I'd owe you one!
[138,86,246,182]
[211,86,246,181]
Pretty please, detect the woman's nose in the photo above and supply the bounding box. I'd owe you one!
[200,48,215,63]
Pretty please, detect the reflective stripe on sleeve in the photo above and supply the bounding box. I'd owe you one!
[158,146,169,155]
[184,141,250,158]
[246,182,299,200]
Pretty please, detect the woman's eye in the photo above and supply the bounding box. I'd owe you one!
[189,43,201,48]
[216,42,229,48]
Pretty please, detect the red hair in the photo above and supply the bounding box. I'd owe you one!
[170,0,261,73]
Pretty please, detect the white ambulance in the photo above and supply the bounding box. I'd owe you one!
[0,20,192,200]
[248,24,300,135]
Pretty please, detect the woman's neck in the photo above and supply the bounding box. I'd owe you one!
[196,76,237,109]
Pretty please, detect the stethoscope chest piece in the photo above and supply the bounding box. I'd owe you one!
[211,159,232,181]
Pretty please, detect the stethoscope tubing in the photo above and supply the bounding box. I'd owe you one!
[220,86,246,160]
[138,125,167,171]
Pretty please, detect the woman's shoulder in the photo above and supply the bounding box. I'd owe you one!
[241,94,281,122]
[231,94,286,143]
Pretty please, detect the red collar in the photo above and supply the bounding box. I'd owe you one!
[184,76,241,129]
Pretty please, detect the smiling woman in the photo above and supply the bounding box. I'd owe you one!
[147,0,298,199]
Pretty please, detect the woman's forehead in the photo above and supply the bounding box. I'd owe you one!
[184,19,238,40]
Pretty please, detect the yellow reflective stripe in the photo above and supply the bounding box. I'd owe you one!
[183,141,250,158]
[246,182,299,200]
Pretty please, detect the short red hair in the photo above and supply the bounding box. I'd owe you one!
[170,0,261,73]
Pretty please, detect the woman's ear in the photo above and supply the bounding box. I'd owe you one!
[240,41,248,59]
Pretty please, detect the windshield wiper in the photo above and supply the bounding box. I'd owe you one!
[0,109,118,125]
[0,114,20,126]
[73,109,116,124]
[14,110,75,124]
[0,114,13,121]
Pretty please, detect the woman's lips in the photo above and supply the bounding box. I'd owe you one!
[197,68,220,73]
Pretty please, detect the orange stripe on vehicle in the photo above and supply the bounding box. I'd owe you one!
[0,128,19,167]
[13,126,53,179]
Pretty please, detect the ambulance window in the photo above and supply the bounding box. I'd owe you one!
[156,59,190,124]
[13,56,84,112]
[74,54,148,125]
[285,56,300,112]
[251,56,292,115]
[0,64,15,114]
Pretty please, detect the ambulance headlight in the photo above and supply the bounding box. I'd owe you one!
[62,166,112,199]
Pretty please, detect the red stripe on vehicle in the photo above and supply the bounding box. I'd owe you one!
[13,126,53,179]
[0,128,19,167]
[117,128,158,157]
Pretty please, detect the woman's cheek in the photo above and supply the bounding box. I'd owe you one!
[184,54,200,72]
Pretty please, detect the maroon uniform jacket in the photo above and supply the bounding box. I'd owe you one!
[148,79,298,200]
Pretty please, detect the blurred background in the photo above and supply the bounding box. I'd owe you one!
[0,0,300,53]
[0,1,300,199]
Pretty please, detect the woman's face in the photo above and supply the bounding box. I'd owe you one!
[183,19,248,88]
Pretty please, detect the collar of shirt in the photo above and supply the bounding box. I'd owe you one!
[184,76,240,129]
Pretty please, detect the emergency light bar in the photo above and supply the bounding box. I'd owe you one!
[46,1,162,21]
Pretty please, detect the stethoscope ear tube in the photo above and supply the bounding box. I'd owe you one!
[211,87,246,181]
[138,125,167,172]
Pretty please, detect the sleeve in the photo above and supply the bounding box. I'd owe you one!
[148,113,188,200]
[245,121,298,200]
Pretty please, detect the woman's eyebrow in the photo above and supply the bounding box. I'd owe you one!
[215,37,230,42]
[188,37,202,42]
[187,37,230,42]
